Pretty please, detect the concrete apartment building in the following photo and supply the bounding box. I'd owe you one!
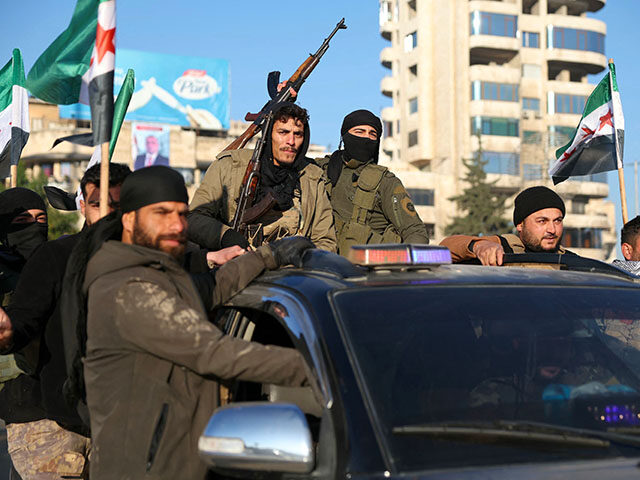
[378,0,616,260]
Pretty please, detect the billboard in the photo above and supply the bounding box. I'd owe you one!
[60,49,229,129]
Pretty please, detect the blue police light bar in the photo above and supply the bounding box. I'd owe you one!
[347,244,451,267]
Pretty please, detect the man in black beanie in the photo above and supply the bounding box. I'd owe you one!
[440,185,573,265]
[315,109,429,255]
[80,166,314,479]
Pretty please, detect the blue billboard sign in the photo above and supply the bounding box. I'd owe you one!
[60,49,230,129]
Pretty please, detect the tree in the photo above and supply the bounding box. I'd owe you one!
[445,135,511,236]
[0,163,80,240]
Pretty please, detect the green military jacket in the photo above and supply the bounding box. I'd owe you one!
[190,149,337,252]
[316,154,429,255]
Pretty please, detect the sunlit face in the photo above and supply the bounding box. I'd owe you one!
[146,136,159,155]
[348,124,379,140]
[271,117,304,166]
[122,201,187,260]
[11,209,47,226]
[80,183,122,226]
[517,207,564,252]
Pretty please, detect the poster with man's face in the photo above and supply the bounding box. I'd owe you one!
[132,123,170,171]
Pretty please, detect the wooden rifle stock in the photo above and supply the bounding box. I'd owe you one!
[241,192,277,224]
[223,123,259,152]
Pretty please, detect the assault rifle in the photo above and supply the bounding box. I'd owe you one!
[228,18,347,233]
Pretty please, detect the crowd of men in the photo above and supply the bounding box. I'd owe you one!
[0,103,635,480]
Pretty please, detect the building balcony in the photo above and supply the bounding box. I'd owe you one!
[547,80,596,98]
[382,136,399,152]
[486,173,523,193]
[554,178,609,198]
[470,100,520,119]
[469,64,520,84]
[381,106,398,122]
[380,46,396,69]
[563,213,611,230]
[546,0,606,15]
[547,52,607,77]
[380,75,398,98]
[380,20,393,41]
[469,36,519,65]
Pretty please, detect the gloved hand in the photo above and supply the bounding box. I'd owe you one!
[270,236,315,268]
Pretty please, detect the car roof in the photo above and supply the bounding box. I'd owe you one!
[256,249,640,293]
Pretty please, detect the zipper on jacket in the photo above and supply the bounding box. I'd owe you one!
[146,403,169,472]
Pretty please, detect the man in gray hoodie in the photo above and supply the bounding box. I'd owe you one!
[81,166,313,479]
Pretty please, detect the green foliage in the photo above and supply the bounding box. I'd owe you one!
[445,137,511,237]
[1,163,80,240]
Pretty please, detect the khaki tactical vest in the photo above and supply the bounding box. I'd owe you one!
[334,164,401,254]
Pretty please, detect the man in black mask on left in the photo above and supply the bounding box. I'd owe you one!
[0,187,48,304]
[316,109,429,255]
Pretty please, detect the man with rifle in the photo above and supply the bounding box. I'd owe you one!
[187,19,346,251]
[189,102,336,250]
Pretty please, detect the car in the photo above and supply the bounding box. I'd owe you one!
[198,244,640,479]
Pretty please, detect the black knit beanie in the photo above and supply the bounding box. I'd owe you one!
[120,166,188,213]
[513,186,565,226]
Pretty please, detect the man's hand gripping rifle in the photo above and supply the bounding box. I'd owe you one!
[227,18,347,235]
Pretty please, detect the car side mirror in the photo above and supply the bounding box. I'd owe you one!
[198,402,314,474]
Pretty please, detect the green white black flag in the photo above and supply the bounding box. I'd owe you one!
[0,49,29,179]
[549,61,624,185]
[26,0,115,146]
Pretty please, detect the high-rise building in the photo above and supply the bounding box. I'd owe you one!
[378,0,615,260]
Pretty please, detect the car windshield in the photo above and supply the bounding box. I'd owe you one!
[333,285,640,472]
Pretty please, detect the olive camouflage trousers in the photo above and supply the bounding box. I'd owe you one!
[6,419,90,480]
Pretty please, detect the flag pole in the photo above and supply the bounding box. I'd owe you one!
[99,142,109,217]
[10,165,16,188]
[610,58,628,224]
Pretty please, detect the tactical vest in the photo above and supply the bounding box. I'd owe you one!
[333,164,401,255]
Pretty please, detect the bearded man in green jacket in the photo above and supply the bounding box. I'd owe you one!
[81,166,312,479]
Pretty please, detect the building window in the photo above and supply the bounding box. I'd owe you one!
[522,64,541,79]
[384,121,393,138]
[470,11,517,37]
[379,1,396,25]
[480,151,520,176]
[407,188,434,206]
[547,26,605,54]
[174,168,195,185]
[523,163,543,180]
[408,64,417,78]
[424,223,435,239]
[572,197,588,214]
[552,93,586,115]
[522,31,540,48]
[404,31,417,52]
[471,81,518,102]
[522,97,540,111]
[408,97,418,114]
[41,164,54,177]
[471,116,519,137]
[563,228,603,249]
[408,130,418,147]
[522,130,542,144]
[548,125,576,146]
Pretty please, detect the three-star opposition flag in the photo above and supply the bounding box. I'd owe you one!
[0,49,29,179]
[549,61,624,185]
[26,0,115,146]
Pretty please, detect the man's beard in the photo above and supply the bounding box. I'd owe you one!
[521,227,561,253]
[132,215,186,261]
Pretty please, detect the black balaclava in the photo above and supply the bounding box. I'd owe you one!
[328,110,383,186]
[120,166,188,213]
[255,102,311,211]
[0,187,48,260]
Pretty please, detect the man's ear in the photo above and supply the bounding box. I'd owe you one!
[79,199,86,217]
[621,242,633,261]
[516,222,523,233]
[121,211,135,237]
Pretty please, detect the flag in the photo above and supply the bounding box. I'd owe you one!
[0,49,29,179]
[45,69,135,211]
[26,0,115,146]
[549,61,624,185]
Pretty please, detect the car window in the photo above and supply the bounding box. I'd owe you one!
[333,285,640,471]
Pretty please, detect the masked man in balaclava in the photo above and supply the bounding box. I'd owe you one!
[316,109,429,255]
[188,102,336,251]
